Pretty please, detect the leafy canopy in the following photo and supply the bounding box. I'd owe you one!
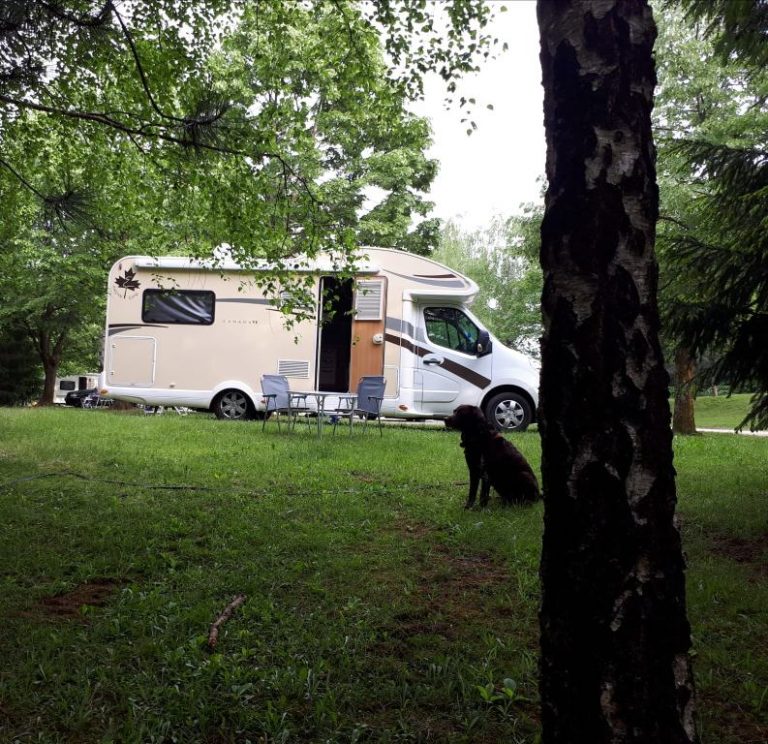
[0,0,497,262]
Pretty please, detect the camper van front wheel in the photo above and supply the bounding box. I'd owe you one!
[484,392,532,432]
[213,389,254,421]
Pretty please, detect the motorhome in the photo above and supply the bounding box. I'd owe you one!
[99,248,540,430]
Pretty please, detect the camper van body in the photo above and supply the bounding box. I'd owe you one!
[54,373,99,405]
[100,248,539,429]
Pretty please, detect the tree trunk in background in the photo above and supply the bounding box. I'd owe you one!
[30,316,64,406]
[537,1,698,742]
[39,359,58,406]
[673,346,697,435]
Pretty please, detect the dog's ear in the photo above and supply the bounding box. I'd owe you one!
[463,407,485,434]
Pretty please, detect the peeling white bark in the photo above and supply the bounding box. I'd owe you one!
[538,0,698,740]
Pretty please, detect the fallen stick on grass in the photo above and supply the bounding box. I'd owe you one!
[207,594,246,649]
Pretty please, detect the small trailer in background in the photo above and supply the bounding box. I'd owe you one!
[54,373,99,405]
[99,247,540,430]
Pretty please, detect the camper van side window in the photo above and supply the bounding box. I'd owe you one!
[424,307,479,354]
[142,290,215,325]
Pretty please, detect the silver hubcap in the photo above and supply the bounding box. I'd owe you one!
[221,392,248,419]
[494,399,525,429]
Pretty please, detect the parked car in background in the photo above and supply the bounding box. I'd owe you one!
[54,374,99,404]
[64,388,98,407]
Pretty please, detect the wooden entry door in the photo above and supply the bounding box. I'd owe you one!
[348,278,386,386]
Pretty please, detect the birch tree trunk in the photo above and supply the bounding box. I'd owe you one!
[536,1,698,741]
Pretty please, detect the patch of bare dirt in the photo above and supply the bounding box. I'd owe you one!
[30,579,122,622]
[385,516,438,540]
[376,517,526,644]
[349,470,378,483]
[385,516,514,602]
[701,697,768,744]
[711,534,768,580]
[712,534,768,563]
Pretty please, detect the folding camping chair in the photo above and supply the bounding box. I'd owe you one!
[260,374,310,432]
[331,376,386,435]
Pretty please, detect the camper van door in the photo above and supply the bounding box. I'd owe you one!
[416,305,493,415]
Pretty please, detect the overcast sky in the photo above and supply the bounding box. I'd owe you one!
[411,0,545,230]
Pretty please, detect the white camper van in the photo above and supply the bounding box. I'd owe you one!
[99,248,539,430]
[54,373,99,405]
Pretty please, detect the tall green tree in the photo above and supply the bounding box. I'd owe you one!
[0,104,176,405]
[658,0,768,431]
[537,0,697,740]
[0,221,115,406]
[677,0,768,67]
[217,2,440,256]
[0,315,39,405]
[652,6,749,434]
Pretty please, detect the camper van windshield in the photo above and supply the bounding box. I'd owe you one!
[142,290,215,325]
[424,307,479,354]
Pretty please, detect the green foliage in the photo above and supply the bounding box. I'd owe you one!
[433,210,543,354]
[675,0,768,67]
[364,0,497,101]
[0,317,39,405]
[0,409,766,742]
[653,4,768,430]
[0,112,129,401]
[216,2,441,255]
[0,0,496,259]
[662,139,767,429]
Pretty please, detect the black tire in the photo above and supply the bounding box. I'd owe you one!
[213,389,254,421]
[484,391,532,432]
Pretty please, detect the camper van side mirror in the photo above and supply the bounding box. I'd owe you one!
[476,330,492,357]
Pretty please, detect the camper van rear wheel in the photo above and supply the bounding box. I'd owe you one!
[213,389,254,421]
[484,392,531,432]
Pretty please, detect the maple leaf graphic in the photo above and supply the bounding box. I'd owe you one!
[115,268,140,295]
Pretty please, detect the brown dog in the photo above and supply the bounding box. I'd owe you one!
[445,404,540,508]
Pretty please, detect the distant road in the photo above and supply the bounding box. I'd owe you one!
[698,428,768,437]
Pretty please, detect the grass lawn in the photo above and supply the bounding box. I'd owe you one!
[693,393,763,431]
[0,407,766,743]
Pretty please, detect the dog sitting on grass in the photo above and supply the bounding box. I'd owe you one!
[445,404,540,508]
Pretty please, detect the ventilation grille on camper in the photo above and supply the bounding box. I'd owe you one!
[355,280,384,320]
[277,359,310,379]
